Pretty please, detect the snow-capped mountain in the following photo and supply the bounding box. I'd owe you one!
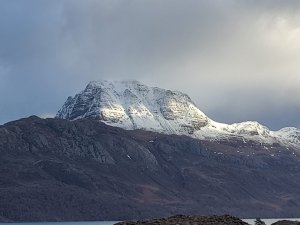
[56,80,300,149]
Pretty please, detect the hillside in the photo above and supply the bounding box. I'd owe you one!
[1,116,300,221]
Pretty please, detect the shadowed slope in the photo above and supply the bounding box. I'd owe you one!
[1,116,300,221]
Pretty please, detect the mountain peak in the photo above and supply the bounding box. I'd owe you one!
[87,79,142,87]
[56,80,300,149]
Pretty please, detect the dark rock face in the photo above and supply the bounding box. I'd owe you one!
[272,220,300,225]
[1,116,300,222]
[116,214,249,225]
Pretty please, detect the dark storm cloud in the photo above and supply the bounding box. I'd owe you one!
[0,0,300,129]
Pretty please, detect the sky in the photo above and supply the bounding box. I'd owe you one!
[0,0,300,130]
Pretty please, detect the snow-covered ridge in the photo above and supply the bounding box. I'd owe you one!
[56,80,300,149]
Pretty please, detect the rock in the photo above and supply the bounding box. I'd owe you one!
[115,214,249,225]
[272,220,300,225]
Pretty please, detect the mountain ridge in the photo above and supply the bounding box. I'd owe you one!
[56,80,300,149]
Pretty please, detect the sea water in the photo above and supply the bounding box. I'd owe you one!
[0,222,118,225]
[1,218,300,225]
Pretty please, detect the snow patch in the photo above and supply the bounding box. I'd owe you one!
[56,80,300,150]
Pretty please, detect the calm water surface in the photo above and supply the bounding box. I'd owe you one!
[0,222,118,225]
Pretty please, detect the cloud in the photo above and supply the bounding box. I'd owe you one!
[0,0,299,129]
[38,112,56,119]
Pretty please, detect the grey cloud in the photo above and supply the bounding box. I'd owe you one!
[0,0,299,130]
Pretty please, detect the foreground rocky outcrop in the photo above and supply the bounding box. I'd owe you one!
[272,220,300,225]
[115,215,249,225]
[1,116,300,221]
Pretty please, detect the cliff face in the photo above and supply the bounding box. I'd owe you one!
[1,116,300,222]
[56,80,209,134]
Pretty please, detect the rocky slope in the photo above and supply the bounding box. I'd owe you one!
[1,116,300,221]
[56,80,300,149]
